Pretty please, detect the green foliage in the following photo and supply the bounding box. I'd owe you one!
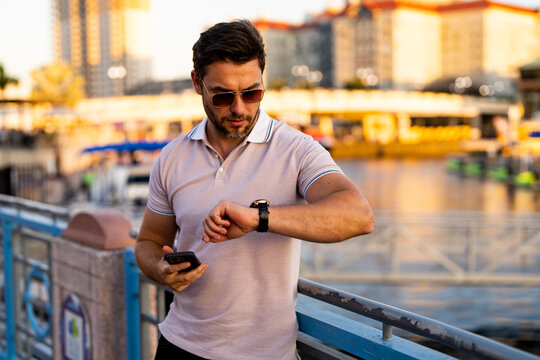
[269,77,287,91]
[344,77,366,90]
[295,78,315,90]
[30,62,85,107]
[0,63,19,97]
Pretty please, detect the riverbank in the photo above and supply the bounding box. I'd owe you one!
[331,141,466,159]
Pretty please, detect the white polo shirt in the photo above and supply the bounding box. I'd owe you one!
[148,110,342,360]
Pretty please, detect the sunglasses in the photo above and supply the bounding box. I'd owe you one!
[200,79,264,108]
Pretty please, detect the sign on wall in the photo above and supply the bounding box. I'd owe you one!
[60,294,91,360]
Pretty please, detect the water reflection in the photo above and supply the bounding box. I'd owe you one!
[334,158,540,353]
[337,158,540,213]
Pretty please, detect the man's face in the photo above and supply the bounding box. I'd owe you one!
[194,59,263,140]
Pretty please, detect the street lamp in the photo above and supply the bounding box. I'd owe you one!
[291,65,323,88]
[107,66,127,97]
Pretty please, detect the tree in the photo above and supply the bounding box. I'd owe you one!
[30,62,85,108]
[269,77,287,91]
[295,78,316,90]
[344,77,367,90]
[0,63,19,98]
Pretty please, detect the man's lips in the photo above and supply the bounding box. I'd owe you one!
[227,119,246,127]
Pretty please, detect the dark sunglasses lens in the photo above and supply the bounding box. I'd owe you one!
[242,90,264,103]
[212,89,264,107]
[212,93,235,107]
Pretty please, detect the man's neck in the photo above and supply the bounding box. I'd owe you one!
[206,128,244,160]
[206,111,260,159]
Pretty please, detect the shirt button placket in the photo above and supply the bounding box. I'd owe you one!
[216,166,225,185]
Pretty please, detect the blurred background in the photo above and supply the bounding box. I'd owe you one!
[1,0,540,355]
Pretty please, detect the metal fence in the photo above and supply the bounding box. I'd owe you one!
[1,195,539,359]
[0,194,69,359]
[301,210,540,285]
[0,165,48,202]
[123,247,539,360]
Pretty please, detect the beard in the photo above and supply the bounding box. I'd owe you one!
[203,96,258,139]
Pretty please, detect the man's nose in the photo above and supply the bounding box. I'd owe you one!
[230,94,246,114]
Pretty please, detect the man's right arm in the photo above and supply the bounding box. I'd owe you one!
[135,207,208,292]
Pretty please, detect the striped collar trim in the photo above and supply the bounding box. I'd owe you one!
[187,110,274,143]
[187,119,206,140]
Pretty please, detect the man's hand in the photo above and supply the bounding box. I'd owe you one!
[202,200,258,242]
[159,245,208,292]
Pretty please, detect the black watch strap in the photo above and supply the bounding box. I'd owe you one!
[250,199,270,232]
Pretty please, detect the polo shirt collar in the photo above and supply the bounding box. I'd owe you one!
[187,109,274,144]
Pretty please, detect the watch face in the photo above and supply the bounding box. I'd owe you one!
[251,199,269,207]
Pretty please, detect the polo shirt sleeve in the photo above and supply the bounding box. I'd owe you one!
[147,152,175,216]
[295,135,343,198]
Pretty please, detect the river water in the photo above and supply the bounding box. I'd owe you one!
[328,158,540,354]
[339,157,540,213]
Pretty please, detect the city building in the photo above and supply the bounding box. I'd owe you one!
[518,59,540,120]
[367,1,443,90]
[52,0,153,98]
[252,20,298,89]
[255,0,540,97]
[438,1,540,97]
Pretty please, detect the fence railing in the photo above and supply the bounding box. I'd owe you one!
[0,194,69,359]
[1,195,539,360]
[301,210,540,285]
[123,247,539,360]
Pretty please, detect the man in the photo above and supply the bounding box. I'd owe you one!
[135,19,373,360]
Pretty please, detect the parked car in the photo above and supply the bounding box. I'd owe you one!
[125,165,151,205]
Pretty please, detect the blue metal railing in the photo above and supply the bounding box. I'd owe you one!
[0,195,68,360]
[124,248,142,360]
[124,247,539,360]
[2,195,539,360]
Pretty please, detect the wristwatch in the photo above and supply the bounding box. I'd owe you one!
[250,199,270,232]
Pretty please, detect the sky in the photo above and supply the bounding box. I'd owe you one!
[1,0,540,89]
[0,0,332,87]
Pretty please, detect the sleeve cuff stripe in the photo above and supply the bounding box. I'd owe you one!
[303,170,343,197]
[147,204,175,216]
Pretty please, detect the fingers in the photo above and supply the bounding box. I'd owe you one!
[202,202,231,242]
[162,245,174,254]
[202,200,258,242]
[166,263,209,292]
[202,219,227,242]
[165,261,193,274]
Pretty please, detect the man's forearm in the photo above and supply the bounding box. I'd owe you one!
[268,190,373,243]
[135,240,167,284]
[201,174,373,244]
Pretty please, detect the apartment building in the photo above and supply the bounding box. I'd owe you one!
[53,0,152,98]
[440,1,539,96]
[255,0,540,96]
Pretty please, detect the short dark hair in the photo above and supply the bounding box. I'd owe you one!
[192,19,266,79]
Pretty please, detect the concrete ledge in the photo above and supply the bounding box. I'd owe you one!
[61,210,134,249]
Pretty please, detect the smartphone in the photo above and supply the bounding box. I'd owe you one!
[164,251,201,273]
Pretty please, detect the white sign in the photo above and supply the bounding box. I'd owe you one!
[61,294,90,360]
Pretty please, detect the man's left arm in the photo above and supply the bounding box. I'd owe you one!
[202,172,373,243]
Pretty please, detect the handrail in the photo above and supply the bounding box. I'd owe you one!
[0,194,70,219]
[0,194,68,360]
[1,195,537,360]
[124,245,538,360]
[298,278,539,360]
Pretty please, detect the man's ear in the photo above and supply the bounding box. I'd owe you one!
[191,71,202,95]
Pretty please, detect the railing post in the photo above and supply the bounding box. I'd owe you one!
[466,221,477,273]
[389,228,399,275]
[124,247,141,360]
[2,220,17,359]
[382,323,393,341]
